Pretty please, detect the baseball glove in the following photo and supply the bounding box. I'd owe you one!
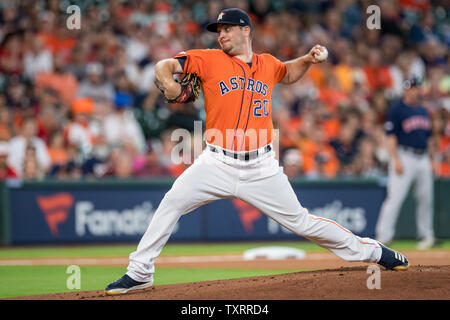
[156,73,201,104]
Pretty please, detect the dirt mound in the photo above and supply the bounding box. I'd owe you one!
[11,265,450,300]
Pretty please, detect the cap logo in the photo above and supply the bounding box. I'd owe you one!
[218,12,225,20]
[240,19,244,23]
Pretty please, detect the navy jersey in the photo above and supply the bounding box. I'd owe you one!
[384,100,432,150]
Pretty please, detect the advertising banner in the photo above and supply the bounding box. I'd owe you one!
[7,181,386,244]
[9,188,202,244]
[204,185,385,240]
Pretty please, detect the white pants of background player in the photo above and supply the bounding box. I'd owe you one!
[126,146,382,283]
[375,148,434,244]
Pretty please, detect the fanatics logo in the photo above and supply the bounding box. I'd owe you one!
[37,193,74,236]
[232,199,262,233]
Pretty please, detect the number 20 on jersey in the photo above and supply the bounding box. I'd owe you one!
[253,99,269,117]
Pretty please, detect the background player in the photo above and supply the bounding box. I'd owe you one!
[105,8,409,295]
[376,77,435,250]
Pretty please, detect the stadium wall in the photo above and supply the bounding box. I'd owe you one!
[0,179,448,245]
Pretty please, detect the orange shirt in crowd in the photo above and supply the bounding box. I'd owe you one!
[37,33,76,54]
[0,124,12,141]
[48,148,68,166]
[297,139,339,178]
[35,72,79,105]
[333,64,354,93]
[279,116,301,149]
[439,136,450,152]
[306,64,326,89]
[321,118,340,140]
[439,162,450,177]
[363,66,393,90]
[318,87,350,112]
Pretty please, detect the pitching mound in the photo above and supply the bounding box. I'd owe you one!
[12,265,450,300]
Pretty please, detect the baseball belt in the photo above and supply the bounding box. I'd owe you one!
[208,143,272,161]
[399,145,427,156]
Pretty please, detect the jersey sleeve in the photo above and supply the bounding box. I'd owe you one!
[384,104,398,136]
[269,54,287,84]
[173,49,210,79]
[424,108,432,139]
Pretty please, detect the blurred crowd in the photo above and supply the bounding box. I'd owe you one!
[0,0,449,181]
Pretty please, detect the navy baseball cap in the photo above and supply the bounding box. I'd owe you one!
[403,76,422,89]
[206,8,252,33]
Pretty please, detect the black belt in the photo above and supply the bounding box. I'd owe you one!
[208,144,272,161]
[399,145,427,155]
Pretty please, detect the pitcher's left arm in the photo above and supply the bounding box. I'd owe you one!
[281,45,326,85]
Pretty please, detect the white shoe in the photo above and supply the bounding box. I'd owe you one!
[417,237,435,250]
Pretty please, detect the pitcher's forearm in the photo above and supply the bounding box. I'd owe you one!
[282,55,312,84]
[154,59,183,98]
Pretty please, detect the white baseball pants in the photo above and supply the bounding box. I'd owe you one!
[375,148,434,243]
[126,147,382,283]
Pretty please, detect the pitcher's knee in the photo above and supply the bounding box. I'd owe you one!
[160,189,186,211]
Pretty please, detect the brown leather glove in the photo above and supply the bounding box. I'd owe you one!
[156,73,202,104]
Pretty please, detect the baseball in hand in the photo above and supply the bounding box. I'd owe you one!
[314,46,328,62]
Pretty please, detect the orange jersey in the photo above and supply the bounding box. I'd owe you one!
[174,49,286,151]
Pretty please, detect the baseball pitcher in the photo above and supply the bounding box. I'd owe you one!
[106,8,409,295]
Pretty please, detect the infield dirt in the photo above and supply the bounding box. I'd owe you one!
[6,250,450,300]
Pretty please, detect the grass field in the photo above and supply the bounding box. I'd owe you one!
[0,240,448,299]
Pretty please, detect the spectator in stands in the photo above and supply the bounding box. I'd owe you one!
[103,92,147,154]
[353,136,384,177]
[156,129,192,177]
[409,10,443,44]
[299,127,339,179]
[64,45,88,81]
[77,62,115,103]
[47,131,68,169]
[0,142,18,180]
[4,76,33,115]
[438,146,450,178]
[36,102,61,145]
[125,57,156,97]
[7,117,51,178]
[112,151,134,179]
[102,146,134,179]
[134,91,169,141]
[282,148,303,179]
[64,97,100,162]
[64,144,83,180]
[35,52,79,106]
[363,48,393,91]
[0,32,23,76]
[23,34,53,80]
[330,122,359,176]
[36,10,77,55]
[22,144,45,180]
[0,105,15,141]
[81,133,111,179]
[134,142,172,178]
[0,0,448,182]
